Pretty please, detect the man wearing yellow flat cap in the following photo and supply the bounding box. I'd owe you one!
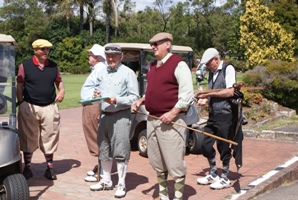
[17,39,65,180]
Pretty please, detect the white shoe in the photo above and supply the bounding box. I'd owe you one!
[197,174,219,185]
[87,165,98,176]
[114,184,126,198]
[90,179,113,191]
[87,170,95,176]
[210,178,231,189]
[84,175,98,182]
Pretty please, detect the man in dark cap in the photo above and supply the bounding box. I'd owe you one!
[89,44,139,198]
[17,39,65,180]
[132,32,194,200]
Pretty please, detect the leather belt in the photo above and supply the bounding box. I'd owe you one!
[102,108,130,115]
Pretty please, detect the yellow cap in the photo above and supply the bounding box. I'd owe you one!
[32,39,53,49]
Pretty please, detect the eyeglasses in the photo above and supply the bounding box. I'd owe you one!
[40,47,50,51]
[150,40,166,47]
[105,46,122,52]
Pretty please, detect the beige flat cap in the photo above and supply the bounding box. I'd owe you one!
[32,39,53,49]
[149,32,173,43]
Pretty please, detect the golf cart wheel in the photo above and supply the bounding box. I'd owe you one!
[188,129,203,155]
[137,129,148,157]
[1,174,29,200]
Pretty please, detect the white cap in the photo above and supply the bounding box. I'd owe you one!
[87,44,106,60]
[200,48,219,64]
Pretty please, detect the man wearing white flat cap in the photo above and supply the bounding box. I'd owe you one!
[81,44,106,182]
[196,48,236,189]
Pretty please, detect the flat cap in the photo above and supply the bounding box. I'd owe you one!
[32,39,53,49]
[104,44,122,54]
[87,44,106,60]
[149,32,173,43]
[200,48,219,64]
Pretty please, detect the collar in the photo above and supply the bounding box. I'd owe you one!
[107,64,120,73]
[32,56,49,66]
[160,52,173,64]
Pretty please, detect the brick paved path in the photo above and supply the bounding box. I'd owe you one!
[26,107,298,200]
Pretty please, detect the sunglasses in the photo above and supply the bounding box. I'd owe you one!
[40,47,50,51]
[105,46,122,52]
[150,40,166,47]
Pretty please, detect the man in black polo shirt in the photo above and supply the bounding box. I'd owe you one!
[17,39,65,180]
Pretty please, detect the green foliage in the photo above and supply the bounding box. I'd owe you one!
[242,71,263,86]
[244,60,298,112]
[269,0,298,55]
[240,0,295,68]
[55,37,87,73]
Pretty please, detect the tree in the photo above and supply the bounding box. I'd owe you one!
[269,0,298,55]
[240,0,295,68]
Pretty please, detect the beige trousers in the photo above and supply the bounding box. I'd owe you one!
[147,113,187,178]
[18,101,60,154]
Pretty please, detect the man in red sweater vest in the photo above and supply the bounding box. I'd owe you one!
[132,32,194,200]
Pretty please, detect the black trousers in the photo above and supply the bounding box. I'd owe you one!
[202,114,233,165]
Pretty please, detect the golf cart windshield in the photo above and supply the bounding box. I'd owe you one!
[0,34,17,129]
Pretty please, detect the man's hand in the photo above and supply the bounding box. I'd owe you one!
[104,96,116,105]
[131,98,144,112]
[55,89,65,102]
[93,89,101,98]
[159,108,181,124]
[196,98,208,106]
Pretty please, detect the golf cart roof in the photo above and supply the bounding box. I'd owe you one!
[105,43,193,62]
[105,43,193,53]
[0,34,16,45]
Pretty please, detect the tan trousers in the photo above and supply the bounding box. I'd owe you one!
[82,103,100,157]
[18,102,60,154]
[147,113,187,178]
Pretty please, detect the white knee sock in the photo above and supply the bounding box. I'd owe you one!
[101,160,113,183]
[117,161,128,186]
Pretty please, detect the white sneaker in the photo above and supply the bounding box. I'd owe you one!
[87,165,98,176]
[210,178,231,189]
[197,174,219,185]
[90,179,113,191]
[87,170,95,176]
[114,184,126,198]
[84,175,98,182]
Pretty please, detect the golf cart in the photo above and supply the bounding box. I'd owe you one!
[0,34,30,200]
[106,43,204,157]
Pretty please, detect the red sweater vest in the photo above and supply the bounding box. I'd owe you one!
[145,54,183,117]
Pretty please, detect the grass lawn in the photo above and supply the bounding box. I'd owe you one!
[58,74,88,109]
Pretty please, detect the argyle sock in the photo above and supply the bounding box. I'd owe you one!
[157,171,169,199]
[208,157,217,177]
[23,152,33,169]
[222,160,230,181]
[173,176,185,200]
[44,154,54,168]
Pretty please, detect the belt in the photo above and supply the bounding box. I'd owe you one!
[102,108,130,115]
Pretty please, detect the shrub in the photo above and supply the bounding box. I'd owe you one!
[244,60,298,112]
